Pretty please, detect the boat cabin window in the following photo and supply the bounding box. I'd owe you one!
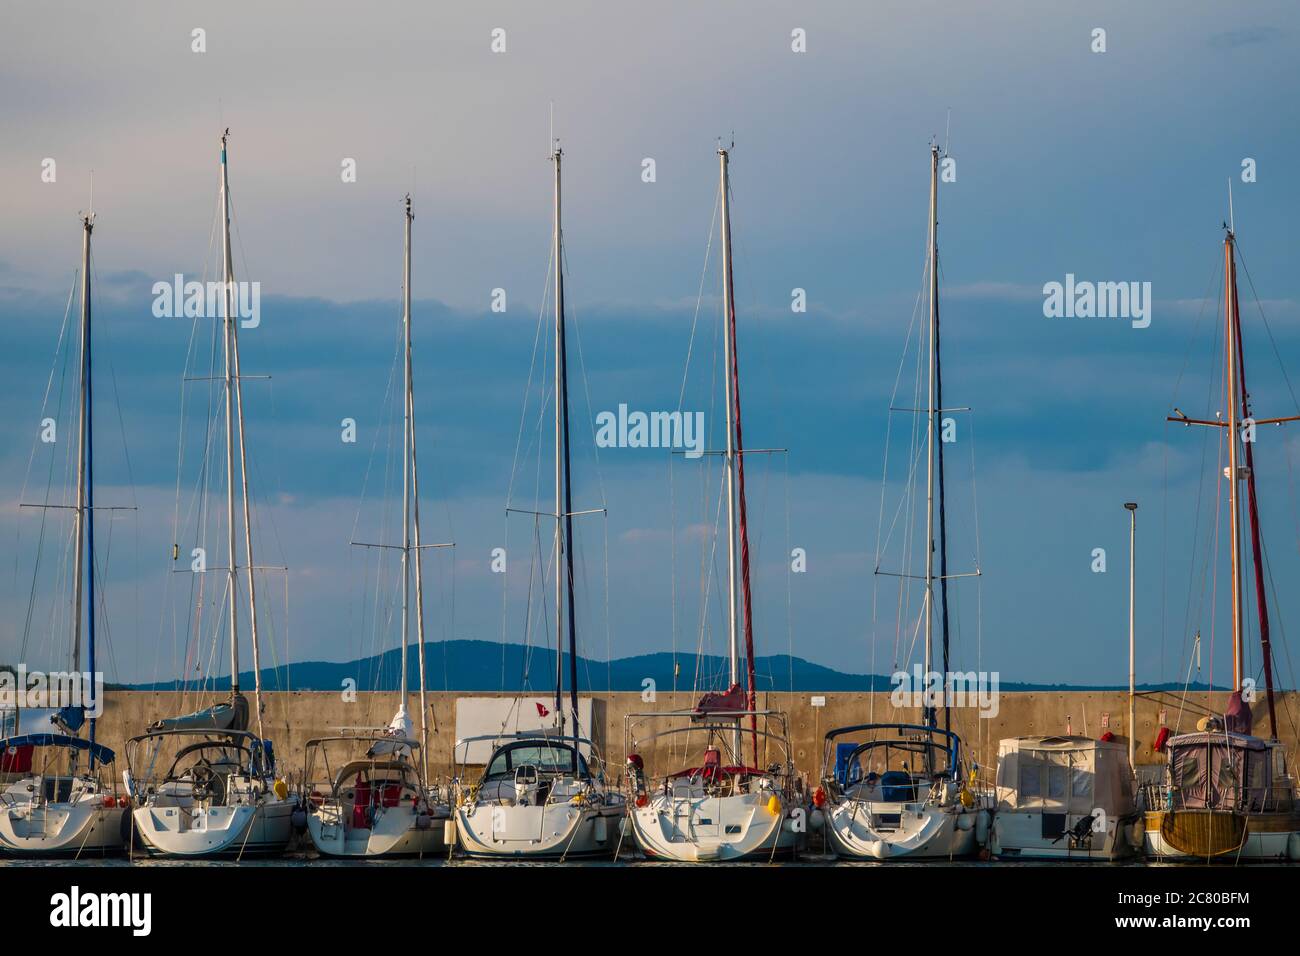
[483,743,588,781]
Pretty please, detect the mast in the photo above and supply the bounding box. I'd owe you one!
[722,147,759,764]
[223,132,266,743]
[1169,217,1298,735]
[400,194,412,714]
[719,149,740,693]
[923,144,939,733]
[1224,231,1245,693]
[219,130,242,707]
[717,147,759,763]
[552,145,580,761]
[72,211,95,766]
[932,143,953,737]
[403,194,432,777]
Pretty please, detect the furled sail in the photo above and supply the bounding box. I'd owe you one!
[366,706,417,757]
[148,692,248,732]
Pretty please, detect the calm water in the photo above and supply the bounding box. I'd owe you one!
[0,851,1177,868]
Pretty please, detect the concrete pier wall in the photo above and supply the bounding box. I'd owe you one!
[76,688,1297,783]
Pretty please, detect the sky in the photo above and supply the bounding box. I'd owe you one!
[3,1,1300,691]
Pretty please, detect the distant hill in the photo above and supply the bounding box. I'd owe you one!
[121,640,1237,693]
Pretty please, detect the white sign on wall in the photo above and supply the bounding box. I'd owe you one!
[454,697,595,764]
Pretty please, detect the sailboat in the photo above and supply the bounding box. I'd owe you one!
[452,144,625,859]
[304,195,450,857]
[819,144,989,860]
[125,130,294,857]
[0,211,129,856]
[1142,209,1300,862]
[623,146,807,863]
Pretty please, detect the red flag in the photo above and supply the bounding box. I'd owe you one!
[535,703,550,718]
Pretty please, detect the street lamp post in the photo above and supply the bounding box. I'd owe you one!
[1124,502,1138,774]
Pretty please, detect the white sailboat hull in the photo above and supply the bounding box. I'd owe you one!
[991,811,1132,861]
[0,792,125,856]
[454,801,621,859]
[307,803,447,858]
[132,797,293,858]
[826,799,980,860]
[629,791,805,862]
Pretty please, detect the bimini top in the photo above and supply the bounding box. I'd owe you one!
[995,735,1134,815]
[0,733,115,765]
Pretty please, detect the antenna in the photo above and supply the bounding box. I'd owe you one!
[944,108,952,157]
[89,168,94,217]
[549,101,554,155]
[1227,177,1235,234]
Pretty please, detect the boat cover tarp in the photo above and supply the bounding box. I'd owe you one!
[995,735,1135,815]
[148,693,248,733]
[1166,731,1271,811]
[0,733,115,765]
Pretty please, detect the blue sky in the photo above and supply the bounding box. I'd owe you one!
[3,1,1300,690]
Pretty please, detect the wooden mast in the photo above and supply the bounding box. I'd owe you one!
[1224,231,1244,692]
[1168,212,1299,735]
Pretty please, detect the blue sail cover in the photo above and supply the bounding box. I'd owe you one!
[53,705,86,733]
[0,733,114,765]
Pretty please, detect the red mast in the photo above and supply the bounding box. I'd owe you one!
[1229,246,1279,738]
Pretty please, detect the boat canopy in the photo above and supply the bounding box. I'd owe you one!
[1166,731,1273,812]
[995,735,1134,815]
[0,733,115,766]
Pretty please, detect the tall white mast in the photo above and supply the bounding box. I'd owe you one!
[924,144,939,710]
[403,194,431,777]
[718,147,739,688]
[219,130,242,705]
[70,214,93,677]
[223,131,267,742]
[399,194,413,715]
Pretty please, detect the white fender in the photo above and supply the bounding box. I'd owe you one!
[975,809,990,846]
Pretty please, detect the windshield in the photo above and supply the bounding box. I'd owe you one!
[483,742,589,780]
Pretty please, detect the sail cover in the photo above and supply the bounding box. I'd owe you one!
[693,683,748,718]
[367,707,417,757]
[149,692,248,733]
